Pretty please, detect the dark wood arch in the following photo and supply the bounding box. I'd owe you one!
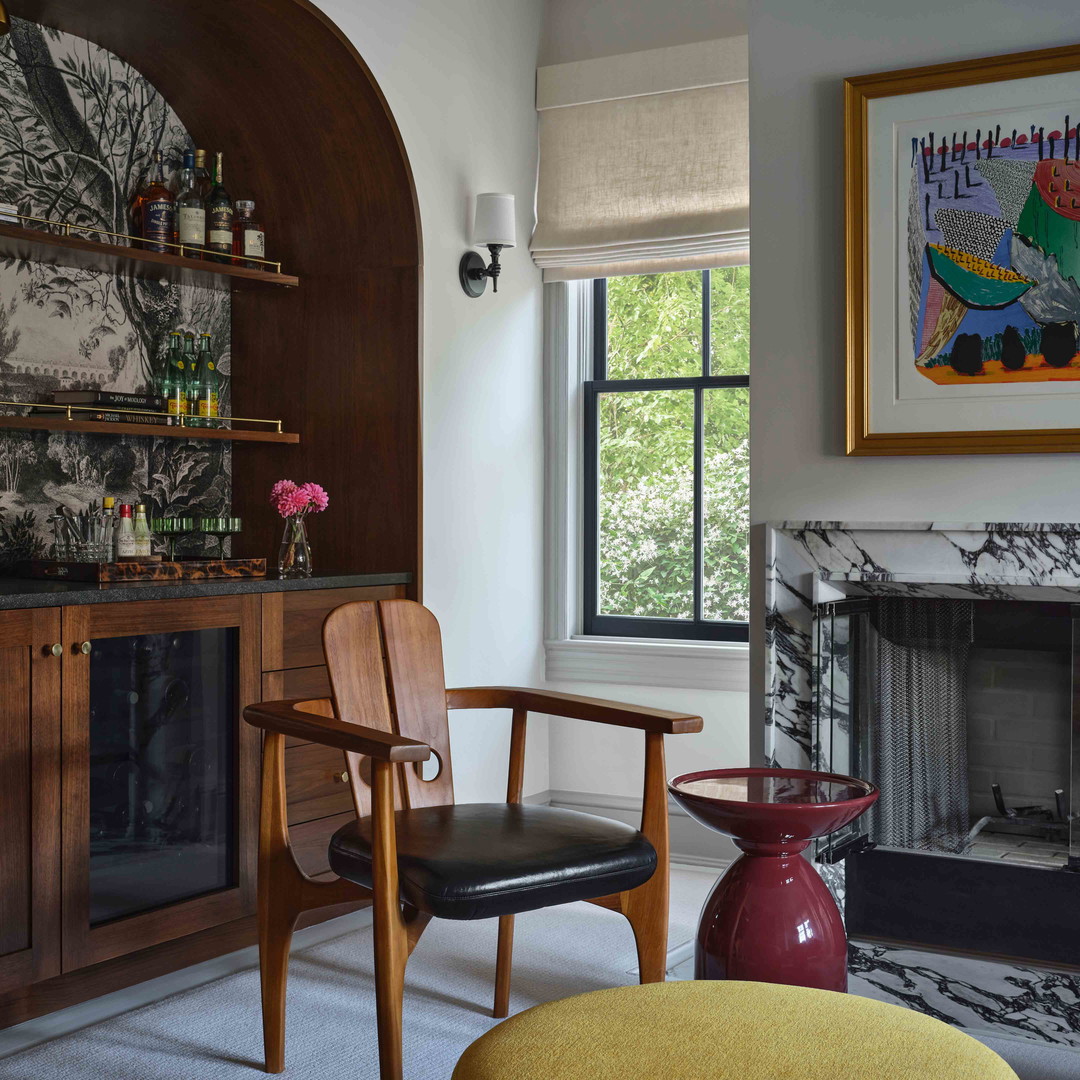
[13,0,423,591]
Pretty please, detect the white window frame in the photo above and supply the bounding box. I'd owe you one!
[543,279,749,692]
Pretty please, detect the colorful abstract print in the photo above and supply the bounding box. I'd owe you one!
[910,117,1080,384]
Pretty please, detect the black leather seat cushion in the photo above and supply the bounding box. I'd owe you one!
[328,803,657,921]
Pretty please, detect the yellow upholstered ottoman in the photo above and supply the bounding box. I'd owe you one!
[452,981,1018,1080]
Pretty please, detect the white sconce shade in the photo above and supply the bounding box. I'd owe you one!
[472,193,516,249]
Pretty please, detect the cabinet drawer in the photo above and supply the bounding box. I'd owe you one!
[285,742,354,826]
[262,585,405,670]
[289,811,354,879]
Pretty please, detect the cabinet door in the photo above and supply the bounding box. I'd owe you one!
[0,607,62,994]
[61,596,260,971]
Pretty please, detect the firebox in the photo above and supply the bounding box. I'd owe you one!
[814,597,1080,967]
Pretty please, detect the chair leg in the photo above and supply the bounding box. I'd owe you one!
[493,914,514,1018]
[624,883,668,983]
[259,845,308,1074]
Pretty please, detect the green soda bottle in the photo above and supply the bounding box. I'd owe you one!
[182,332,198,423]
[195,333,219,425]
[159,330,182,400]
[163,335,188,418]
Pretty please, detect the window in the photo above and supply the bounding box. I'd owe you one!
[583,268,749,642]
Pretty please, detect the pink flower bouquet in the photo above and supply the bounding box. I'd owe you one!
[271,480,329,520]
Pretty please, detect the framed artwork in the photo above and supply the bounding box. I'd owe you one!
[846,44,1080,455]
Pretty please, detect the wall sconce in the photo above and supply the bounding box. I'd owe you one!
[459,193,515,298]
[0,2,10,36]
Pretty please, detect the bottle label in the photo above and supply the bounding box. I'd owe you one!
[243,229,266,259]
[143,199,174,250]
[116,533,137,558]
[198,392,219,418]
[208,206,234,249]
[178,207,205,245]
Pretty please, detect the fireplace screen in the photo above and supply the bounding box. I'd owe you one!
[816,598,1077,871]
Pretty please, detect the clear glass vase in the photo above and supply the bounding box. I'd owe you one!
[277,517,312,578]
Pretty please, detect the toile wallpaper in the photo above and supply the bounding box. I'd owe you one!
[0,18,231,570]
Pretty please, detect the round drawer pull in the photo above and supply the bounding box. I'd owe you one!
[333,771,349,784]
[79,641,92,655]
[48,643,62,657]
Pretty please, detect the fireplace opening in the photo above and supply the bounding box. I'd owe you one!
[815,596,1080,966]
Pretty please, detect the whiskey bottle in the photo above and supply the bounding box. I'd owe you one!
[232,200,266,269]
[182,333,199,420]
[175,150,205,258]
[140,150,175,254]
[194,149,213,201]
[205,152,234,263]
[195,333,219,423]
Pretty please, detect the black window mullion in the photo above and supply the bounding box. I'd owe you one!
[592,279,608,379]
[702,269,711,376]
[693,385,704,623]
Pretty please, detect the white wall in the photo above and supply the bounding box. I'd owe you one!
[313,1,547,802]
[540,0,746,65]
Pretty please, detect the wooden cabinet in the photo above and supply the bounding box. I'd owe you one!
[0,580,405,1020]
[0,608,62,995]
[60,596,261,971]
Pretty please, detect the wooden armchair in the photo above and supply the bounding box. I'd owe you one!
[243,599,702,1080]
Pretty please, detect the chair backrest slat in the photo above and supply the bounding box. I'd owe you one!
[377,600,455,809]
[322,601,404,815]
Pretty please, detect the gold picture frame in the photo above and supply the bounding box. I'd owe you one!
[846,43,1080,456]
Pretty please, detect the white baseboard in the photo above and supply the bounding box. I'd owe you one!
[536,788,736,869]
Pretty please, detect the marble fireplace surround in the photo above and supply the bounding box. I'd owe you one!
[763,521,1080,1051]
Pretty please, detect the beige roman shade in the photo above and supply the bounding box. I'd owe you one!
[532,37,748,282]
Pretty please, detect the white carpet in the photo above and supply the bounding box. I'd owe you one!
[1,865,1076,1079]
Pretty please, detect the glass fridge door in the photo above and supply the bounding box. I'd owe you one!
[88,627,238,926]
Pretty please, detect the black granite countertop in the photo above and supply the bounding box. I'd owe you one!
[0,569,412,610]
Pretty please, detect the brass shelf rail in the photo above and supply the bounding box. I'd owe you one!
[5,399,284,433]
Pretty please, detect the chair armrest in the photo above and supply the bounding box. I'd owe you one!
[445,686,703,734]
[244,699,432,762]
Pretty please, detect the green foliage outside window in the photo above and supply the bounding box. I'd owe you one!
[598,268,749,623]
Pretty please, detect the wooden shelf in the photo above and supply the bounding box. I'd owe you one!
[0,414,299,443]
[0,222,299,291]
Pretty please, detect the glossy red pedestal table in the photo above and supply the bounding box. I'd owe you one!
[668,768,878,992]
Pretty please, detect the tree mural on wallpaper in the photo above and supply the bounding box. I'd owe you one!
[0,18,231,570]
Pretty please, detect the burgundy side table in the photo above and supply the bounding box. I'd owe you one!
[668,767,878,993]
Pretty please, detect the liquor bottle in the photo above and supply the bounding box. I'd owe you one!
[115,505,137,559]
[175,150,205,258]
[232,200,266,269]
[194,149,213,201]
[195,333,219,423]
[129,167,150,238]
[182,332,199,421]
[140,150,175,254]
[133,504,153,557]
[205,152,234,263]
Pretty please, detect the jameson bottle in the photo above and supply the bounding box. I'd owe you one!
[195,333,219,423]
[232,200,266,269]
[194,149,213,201]
[175,150,205,258]
[182,333,199,418]
[205,152,234,263]
[140,150,175,254]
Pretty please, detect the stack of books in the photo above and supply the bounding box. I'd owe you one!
[31,391,171,426]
